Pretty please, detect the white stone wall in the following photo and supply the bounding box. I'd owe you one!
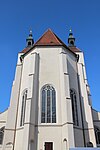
[92,109,100,128]
[66,50,85,147]
[2,53,23,150]
[0,110,8,150]
[12,46,76,150]
[1,45,99,150]
[76,51,96,147]
[0,110,8,129]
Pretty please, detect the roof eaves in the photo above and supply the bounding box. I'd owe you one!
[22,44,77,58]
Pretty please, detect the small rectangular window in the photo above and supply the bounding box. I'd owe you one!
[45,142,53,150]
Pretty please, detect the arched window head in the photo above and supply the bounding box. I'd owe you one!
[41,84,56,123]
[0,126,5,145]
[70,89,78,126]
[70,40,74,46]
[20,90,28,126]
[94,126,100,145]
[86,142,93,147]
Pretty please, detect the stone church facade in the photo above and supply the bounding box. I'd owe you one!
[0,29,100,150]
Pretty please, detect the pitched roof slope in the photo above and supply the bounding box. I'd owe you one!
[34,29,67,46]
[21,29,76,55]
[68,46,81,52]
[22,47,30,53]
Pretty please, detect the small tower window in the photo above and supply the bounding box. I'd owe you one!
[28,41,31,46]
[20,90,27,126]
[0,127,5,145]
[26,30,34,47]
[70,40,74,46]
[41,84,56,123]
[68,29,75,46]
[70,89,79,126]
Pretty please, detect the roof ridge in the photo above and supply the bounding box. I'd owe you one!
[53,32,62,43]
[53,32,67,46]
[34,29,51,45]
[47,29,62,45]
[34,28,65,45]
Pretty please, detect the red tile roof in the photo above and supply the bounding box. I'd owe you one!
[34,29,67,46]
[68,46,81,52]
[21,29,79,55]
[21,47,30,53]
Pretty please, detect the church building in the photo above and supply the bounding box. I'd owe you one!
[0,29,100,150]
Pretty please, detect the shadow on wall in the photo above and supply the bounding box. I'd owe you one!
[92,109,100,147]
[68,60,93,147]
[29,53,40,150]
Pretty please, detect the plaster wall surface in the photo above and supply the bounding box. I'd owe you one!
[0,110,8,128]
[76,52,96,146]
[14,46,76,149]
[92,109,100,127]
[1,45,100,150]
[74,128,84,147]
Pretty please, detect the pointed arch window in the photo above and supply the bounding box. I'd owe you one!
[20,90,27,126]
[41,85,56,123]
[94,126,100,146]
[0,126,5,145]
[70,89,78,126]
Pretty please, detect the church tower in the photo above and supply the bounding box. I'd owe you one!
[26,30,34,47]
[0,29,100,150]
[68,29,75,46]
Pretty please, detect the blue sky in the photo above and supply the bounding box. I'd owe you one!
[0,0,100,112]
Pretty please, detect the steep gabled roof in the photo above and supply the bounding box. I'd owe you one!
[21,29,76,55]
[34,29,67,46]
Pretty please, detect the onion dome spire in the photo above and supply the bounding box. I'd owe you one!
[68,29,75,46]
[26,29,34,47]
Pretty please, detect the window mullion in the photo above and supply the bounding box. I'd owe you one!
[45,89,47,123]
[41,85,56,124]
[50,89,52,123]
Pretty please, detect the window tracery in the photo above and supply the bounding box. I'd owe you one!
[41,85,56,123]
[94,126,100,146]
[70,89,78,126]
[20,90,27,126]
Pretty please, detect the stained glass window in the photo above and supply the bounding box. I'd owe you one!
[41,85,56,123]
